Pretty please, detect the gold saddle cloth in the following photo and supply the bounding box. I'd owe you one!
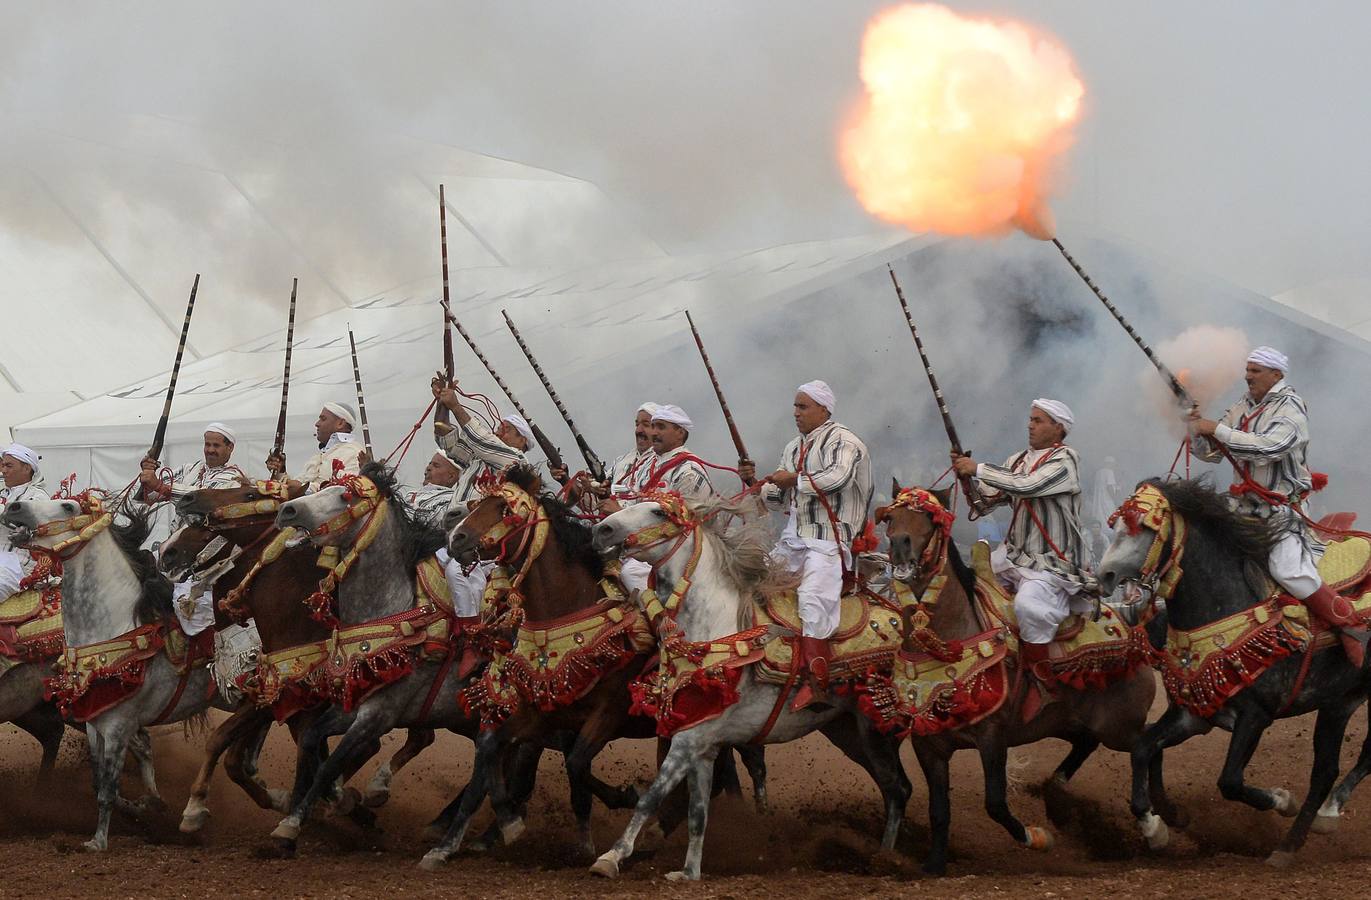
[754,587,902,685]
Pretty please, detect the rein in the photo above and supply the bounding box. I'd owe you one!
[473,480,551,621]
[18,494,114,573]
[1108,483,1187,606]
[300,474,388,628]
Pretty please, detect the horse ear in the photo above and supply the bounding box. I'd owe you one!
[890,476,902,498]
[933,486,952,509]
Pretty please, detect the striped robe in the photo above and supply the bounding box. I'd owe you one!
[607,447,655,497]
[1193,380,1314,529]
[138,459,248,533]
[975,445,1093,587]
[0,480,50,580]
[639,446,715,502]
[405,483,454,527]
[760,420,872,546]
[440,416,529,506]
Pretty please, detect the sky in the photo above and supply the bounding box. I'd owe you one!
[3,0,1367,298]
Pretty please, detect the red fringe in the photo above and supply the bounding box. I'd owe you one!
[1161,620,1307,718]
[332,645,418,712]
[630,665,743,738]
[46,658,152,723]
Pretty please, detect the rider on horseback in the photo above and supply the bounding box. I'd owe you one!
[742,380,873,711]
[951,399,1095,709]
[264,403,365,492]
[1188,346,1369,667]
[592,401,661,593]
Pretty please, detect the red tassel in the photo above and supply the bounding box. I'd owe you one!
[1311,472,1328,492]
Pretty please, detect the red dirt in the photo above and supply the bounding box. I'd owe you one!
[3,687,1371,898]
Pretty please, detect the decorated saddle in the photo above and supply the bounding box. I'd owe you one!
[0,585,65,675]
[754,589,903,685]
[858,542,1149,737]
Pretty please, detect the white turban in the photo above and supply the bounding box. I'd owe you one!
[651,404,693,429]
[636,401,660,417]
[204,422,236,444]
[501,414,536,449]
[1247,346,1289,373]
[322,402,357,427]
[2,443,39,472]
[1032,398,1075,433]
[797,380,836,414]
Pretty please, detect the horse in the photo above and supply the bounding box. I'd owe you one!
[877,483,1167,875]
[1097,478,1371,867]
[2,493,232,851]
[160,486,439,833]
[585,490,911,882]
[418,465,766,870]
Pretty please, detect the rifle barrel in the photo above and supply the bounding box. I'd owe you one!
[436,184,454,427]
[684,310,750,463]
[148,273,200,461]
[347,327,373,456]
[272,277,298,459]
[501,310,603,479]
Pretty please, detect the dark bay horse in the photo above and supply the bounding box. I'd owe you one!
[1098,478,1371,867]
[880,484,1166,875]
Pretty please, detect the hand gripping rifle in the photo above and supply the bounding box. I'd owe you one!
[439,305,565,472]
[347,326,373,458]
[435,184,455,437]
[683,310,753,484]
[501,310,605,482]
[887,265,988,516]
[269,277,298,476]
[147,273,201,463]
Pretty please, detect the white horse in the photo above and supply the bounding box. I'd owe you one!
[587,495,909,881]
[3,495,228,851]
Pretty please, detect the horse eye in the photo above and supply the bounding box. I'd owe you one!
[652,508,667,518]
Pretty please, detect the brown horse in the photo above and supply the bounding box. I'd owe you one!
[165,483,435,833]
[420,464,763,869]
[878,483,1176,875]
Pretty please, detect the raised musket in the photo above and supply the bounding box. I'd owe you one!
[435,184,455,437]
[347,326,373,458]
[501,310,605,482]
[440,305,565,471]
[683,310,752,483]
[269,277,298,476]
[147,273,201,462]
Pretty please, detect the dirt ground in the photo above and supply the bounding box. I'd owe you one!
[3,684,1370,899]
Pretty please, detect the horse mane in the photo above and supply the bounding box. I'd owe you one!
[360,460,445,567]
[947,540,976,600]
[503,462,542,497]
[1148,477,1281,566]
[684,494,779,597]
[539,493,605,580]
[110,507,174,625]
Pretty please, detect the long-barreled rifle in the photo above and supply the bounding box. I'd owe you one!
[683,310,753,484]
[501,310,605,482]
[347,326,373,457]
[435,184,455,437]
[269,277,298,477]
[147,273,201,462]
[887,265,987,516]
[439,305,564,471]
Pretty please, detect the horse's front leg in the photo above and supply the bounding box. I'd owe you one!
[419,727,503,869]
[181,703,264,832]
[1131,703,1208,849]
[735,744,768,813]
[271,706,389,852]
[590,730,702,879]
[85,718,136,852]
[979,731,1052,851]
[1267,697,1360,868]
[1215,706,1289,813]
[669,744,719,882]
[364,727,436,808]
[910,738,953,875]
[1315,704,1371,834]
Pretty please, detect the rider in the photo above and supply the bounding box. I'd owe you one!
[432,377,533,633]
[264,403,366,493]
[138,422,247,515]
[605,402,659,499]
[405,450,464,527]
[951,399,1094,707]
[599,403,716,595]
[0,443,49,589]
[1189,346,1368,667]
[741,380,872,710]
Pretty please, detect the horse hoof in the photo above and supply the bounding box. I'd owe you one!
[82,839,107,853]
[500,818,526,845]
[1139,814,1170,851]
[268,789,291,813]
[665,870,698,882]
[589,853,620,879]
[1266,850,1297,869]
[1022,826,1054,851]
[331,786,361,817]
[1270,788,1298,818]
[418,851,448,872]
[362,788,389,809]
[271,820,301,842]
[179,810,210,834]
[1311,812,1341,835]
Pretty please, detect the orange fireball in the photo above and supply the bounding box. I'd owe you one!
[839,4,1084,239]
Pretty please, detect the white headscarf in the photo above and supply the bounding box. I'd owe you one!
[322,402,357,427]
[651,405,693,429]
[2,443,39,474]
[501,414,536,449]
[1247,346,1289,373]
[796,380,836,414]
[204,422,236,444]
[636,401,660,417]
[1031,398,1074,433]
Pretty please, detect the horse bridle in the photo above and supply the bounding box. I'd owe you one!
[204,480,294,527]
[1108,483,1187,609]
[14,493,113,567]
[876,487,955,586]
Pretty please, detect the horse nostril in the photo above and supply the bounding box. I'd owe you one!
[278,506,296,521]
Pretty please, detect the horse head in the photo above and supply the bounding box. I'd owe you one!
[177,479,300,528]
[447,464,545,567]
[158,522,226,579]
[276,478,378,547]
[876,482,953,584]
[592,491,697,568]
[1097,480,1181,598]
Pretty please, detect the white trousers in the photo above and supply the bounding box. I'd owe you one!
[619,558,652,595]
[441,551,493,618]
[0,550,21,600]
[1269,530,1322,600]
[992,545,1088,644]
[172,579,216,636]
[770,538,843,640]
